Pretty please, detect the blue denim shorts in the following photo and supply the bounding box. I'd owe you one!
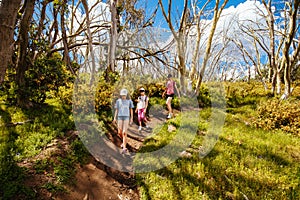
[118,116,130,121]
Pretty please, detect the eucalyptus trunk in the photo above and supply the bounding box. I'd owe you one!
[15,0,36,106]
[195,0,228,94]
[82,0,97,85]
[0,0,22,84]
[107,0,118,78]
[281,0,299,99]
[276,71,281,95]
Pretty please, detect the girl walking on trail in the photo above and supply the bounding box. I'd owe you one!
[162,74,180,119]
[135,87,149,131]
[113,89,134,154]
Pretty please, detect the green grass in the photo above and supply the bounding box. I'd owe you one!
[1,81,300,199]
[0,97,77,199]
[0,98,74,160]
[136,107,300,200]
[133,111,198,172]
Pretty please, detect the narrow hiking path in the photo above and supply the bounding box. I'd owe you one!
[18,109,172,200]
[58,110,170,200]
[126,109,167,151]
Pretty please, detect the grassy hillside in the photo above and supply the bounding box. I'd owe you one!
[137,109,300,199]
[1,81,300,199]
[0,96,89,199]
[137,81,300,200]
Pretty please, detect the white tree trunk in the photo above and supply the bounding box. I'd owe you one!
[108,0,118,73]
[82,0,97,85]
[195,0,228,93]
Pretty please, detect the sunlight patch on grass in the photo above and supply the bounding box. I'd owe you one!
[137,108,300,199]
[134,111,199,172]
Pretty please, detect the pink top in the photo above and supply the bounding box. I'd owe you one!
[166,80,175,95]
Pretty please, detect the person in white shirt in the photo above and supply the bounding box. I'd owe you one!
[135,87,149,131]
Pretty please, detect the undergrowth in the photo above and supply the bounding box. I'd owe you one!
[0,95,76,199]
[136,81,300,200]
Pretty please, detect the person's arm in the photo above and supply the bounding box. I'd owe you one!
[135,97,139,113]
[130,100,134,124]
[113,101,118,123]
[162,81,168,98]
[175,83,180,98]
[162,87,167,98]
[130,108,133,124]
[113,108,118,123]
[145,96,149,111]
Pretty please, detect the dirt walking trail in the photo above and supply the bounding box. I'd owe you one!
[19,110,169,200]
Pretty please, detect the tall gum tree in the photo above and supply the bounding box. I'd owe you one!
[261,0,278,94]
[106,0,147,79]
[189,0,210,82]
[260,0,299,97]
[0,0,22,84]
[107,0,118,76]
[158,0,228,94]
[280,0,299,99]
[159,0,190,93]
[194,0,228,94]
[15,0,36,106]
[236,0,299,98]
[82,0,97,85]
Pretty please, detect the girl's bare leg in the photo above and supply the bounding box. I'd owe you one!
[122,132,127,150]
[118,129,123,139]
[117,120,124,139]
[122,119,129,151]
[166,97,172,114]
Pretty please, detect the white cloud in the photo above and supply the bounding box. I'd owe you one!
[64,1,111,67]
[217,0,268,37]
[62,0,276,77]
[143,0,270,79]
[203,0,271,80]
[68,1,110,34]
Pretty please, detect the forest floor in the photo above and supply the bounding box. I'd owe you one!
[18,109,170,200]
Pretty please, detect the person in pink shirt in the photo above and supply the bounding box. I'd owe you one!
[162,74,180,119]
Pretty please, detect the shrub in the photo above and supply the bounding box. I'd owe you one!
[253,99,300,135]
[0,130,25,199]
[25,53,76,104]
[197,84,211,107]
[225,81,267,108]
[197,83,227,108]
[95,72,119,119]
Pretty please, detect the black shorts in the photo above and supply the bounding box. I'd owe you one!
[166,94,174,98]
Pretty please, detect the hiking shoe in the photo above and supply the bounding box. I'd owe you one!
[138,126,142,131]
[167,113,172,119]
[121,148,128,154]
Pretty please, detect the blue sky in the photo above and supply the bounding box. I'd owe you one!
[143,0,247,28]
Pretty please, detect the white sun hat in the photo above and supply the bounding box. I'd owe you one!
[120,88,128,96]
